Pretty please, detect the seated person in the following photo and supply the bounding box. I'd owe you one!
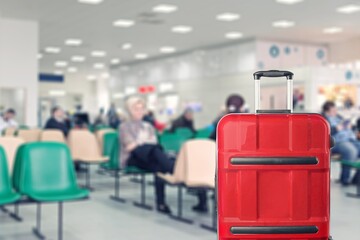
[323,101,360,185]
[170,108,196,134]
[120,97,208,213]
[120,97,174,214]
[44,106,69,137]
[0,108,18,132]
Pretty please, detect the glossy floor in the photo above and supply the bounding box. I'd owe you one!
[0,163,358,240]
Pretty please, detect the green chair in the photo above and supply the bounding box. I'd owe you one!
[159,132,188,154]
[15,142,89,240]
[0,146,21,206]
[100,132,119,171]
[195,127,212,139]
[94,124,111,131]
[175,127,194,140]
[342,160,360,198]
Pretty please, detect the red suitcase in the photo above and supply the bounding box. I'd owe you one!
[217,70,332,240]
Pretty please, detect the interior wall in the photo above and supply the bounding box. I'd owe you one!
[329,37,360,63]
[0,18,38,126]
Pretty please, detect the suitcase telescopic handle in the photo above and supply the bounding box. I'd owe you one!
[253,70,294,113]
[253,70,294,80]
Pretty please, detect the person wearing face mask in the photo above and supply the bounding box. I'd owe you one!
[209,94,245,140]
[44,106,69,136]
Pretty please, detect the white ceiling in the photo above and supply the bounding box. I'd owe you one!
[1,0,360,78]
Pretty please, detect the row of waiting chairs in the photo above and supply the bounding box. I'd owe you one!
[0,142,89,240]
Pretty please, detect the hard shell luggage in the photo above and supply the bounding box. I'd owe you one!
[217,70,332,240]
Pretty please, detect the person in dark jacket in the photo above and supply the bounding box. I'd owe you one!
[44,106,69,136]
[210,94,245,140]
[170,108,196,133]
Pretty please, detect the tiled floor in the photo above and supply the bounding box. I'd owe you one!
[0,163,359,240]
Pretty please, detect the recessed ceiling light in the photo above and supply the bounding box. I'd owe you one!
[54,70,63,75]
[160,46,177,54]
[55,61,68,67]
[37,53,43,59]
[216,13,240,22]
[135,53,148,60]
[111,58,120,64]
[65,39,83,46]
[337,4,360,14]
[94,63,105,69]
[171,25,193,33]
[71,55,86,62]
[49,90,66,96]
[113,92,125,99]
[113,19,135,28]
[87,75,97,81]
[152,4,178,13]
[101,72,110,78]
[45,47,61,54]
[78,0,103,4]
[272,20,295,28]
[68,67,78,73]
[323,27,343,34]
[225,32,243,39]
[91,51,107,57]
[276,0,304,5]
[122,43,132,50]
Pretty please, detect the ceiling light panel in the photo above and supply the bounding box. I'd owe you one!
[216,13,240,21]
[54,70,63,75]
[113,19,135,27]
[135,53,148,59]
[68,67,78,73]
[276,0,304,5]
[172,25,193,33]
[225,32,243,39]
[337,4,360,14]
[45,47,61,53]
[55,61,68,67]
[272,20,295,28]
[87,75,97,81]
[78,0,103,4]
[65,39,83,46]
[71,56,86,62]
[111,58,120,64]
[91,51,107,57]
[122,43,132,50]
[152,4,178,13]
[94,63,105,69]
[160,46,177,54]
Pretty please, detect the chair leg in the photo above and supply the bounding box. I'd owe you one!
[83,163,94,191]
[130,174,141,184]
[58,202,63,240]
[170,185,193,224]
[110,169,126,203]
[9,203,22,222]
[347,171,360,198]
[201,192,217,232]
[133,174,153,210]
[32,203,46,240]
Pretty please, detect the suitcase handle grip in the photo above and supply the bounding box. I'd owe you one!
[253,70,294,80]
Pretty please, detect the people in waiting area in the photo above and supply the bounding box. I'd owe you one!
[210,94,245,140]
[108,103,121,129]
[170,108,196,133]
[0,108,18,132]
[119,97,174,214]
[322,101,360,186]
[94,108,106,126]
[44,106,69,136]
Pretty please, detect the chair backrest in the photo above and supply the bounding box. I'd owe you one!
[0,146,13,196]
[102,132,119,169]
[159,132,187,153]
[184,139,216,188]
[17,129,41,142]
[96,129,115,151]
[3,127,17,136]
[15,142,79,195]
[175,127,194,139]
[195,127,212,139]
[0,137,24,175]
[40,130,66,143]
[170,143,188,183]
[68,129,102,160]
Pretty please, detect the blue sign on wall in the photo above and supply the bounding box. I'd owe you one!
[269,45,280,58]
[39,73,64,82]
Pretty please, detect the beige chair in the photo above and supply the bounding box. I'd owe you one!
[3,127,17,136]
[40,130,66,143]
[17,129,41,142]
[96,129,115,153]
[0,136,24,175]
[68,129,108,190]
